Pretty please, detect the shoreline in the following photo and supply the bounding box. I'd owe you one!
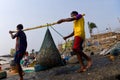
[0,54,13,57]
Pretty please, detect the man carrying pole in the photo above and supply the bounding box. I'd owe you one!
[9,24,27,80]
[57,11,92,72]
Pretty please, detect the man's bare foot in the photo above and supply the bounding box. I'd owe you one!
[22,71,25,76]
[75,66,87,73]
[86,58,92,69]
[19,77,23,80]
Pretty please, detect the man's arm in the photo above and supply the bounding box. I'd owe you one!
[63,31,74,40]
[57,14,85,24]
[57,17,75,24]
[9,31,18,39]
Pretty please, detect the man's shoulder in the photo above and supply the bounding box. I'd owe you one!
[76,14,82,20]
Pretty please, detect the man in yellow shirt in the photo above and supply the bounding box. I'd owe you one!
[57,11,92,72]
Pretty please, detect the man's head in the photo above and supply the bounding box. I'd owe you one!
[71,11,78,17]
[17,24,23,30]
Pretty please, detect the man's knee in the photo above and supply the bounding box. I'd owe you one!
[73,48,79,53]
[73,48,83,54]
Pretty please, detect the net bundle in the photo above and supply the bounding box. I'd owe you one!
[36,28,63,67]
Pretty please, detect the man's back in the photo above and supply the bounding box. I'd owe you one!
[16,30,27,51]
[73,14,85,39]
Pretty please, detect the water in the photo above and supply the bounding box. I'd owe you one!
[0,57,13,64]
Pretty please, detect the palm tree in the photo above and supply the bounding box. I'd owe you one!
[88,22,97,37]
[32,49,35,54]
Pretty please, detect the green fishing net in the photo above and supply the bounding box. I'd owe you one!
[36,28,63,68]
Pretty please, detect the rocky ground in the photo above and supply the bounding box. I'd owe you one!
[2,55,120,80]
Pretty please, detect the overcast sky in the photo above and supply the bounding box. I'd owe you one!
[0,0,120,55]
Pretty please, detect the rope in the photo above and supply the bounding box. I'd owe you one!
[50,26,63,38]
[50,26,67,55]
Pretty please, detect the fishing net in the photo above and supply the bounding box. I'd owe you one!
[36,28,63,68]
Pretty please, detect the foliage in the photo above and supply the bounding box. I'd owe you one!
[88,22,97,37]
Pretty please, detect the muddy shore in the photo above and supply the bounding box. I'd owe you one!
[2,55,120,80]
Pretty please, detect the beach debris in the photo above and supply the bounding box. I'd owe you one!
[107,55,115,61]
[90,52,94,55]
[68,55,78,64]
[88,73,90,75]
[36,28,63,68]
[9,60,18,74]
[23,67,34,73]
[99,42,120,61]
[99,41,120,56]
[28,60,36,67]
[0,71,7,79]
[105,41,120,56]
[99,49,108,55]
[34,64,48,72]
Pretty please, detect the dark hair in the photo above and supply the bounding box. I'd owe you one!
[71,11,78,15]
[17,24,23,30]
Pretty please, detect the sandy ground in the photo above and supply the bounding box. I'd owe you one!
[1,63,10,70]
[1,55,120,80]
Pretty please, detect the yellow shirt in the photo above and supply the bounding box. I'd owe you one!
[73,16,85,39]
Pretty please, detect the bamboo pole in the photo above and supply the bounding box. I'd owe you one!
[12,22,57,33]
[11,14,85,33]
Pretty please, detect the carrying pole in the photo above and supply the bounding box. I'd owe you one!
[12,22,57,33]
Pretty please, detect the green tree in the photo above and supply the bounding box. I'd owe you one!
[88,22,97,37]
[32,49,35,53]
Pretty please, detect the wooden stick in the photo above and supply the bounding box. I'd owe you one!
[12,22,57,33]
[11,14,85,33]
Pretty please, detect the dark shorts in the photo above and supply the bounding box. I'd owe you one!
[72,36,84,53]
[14,50,25,64]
